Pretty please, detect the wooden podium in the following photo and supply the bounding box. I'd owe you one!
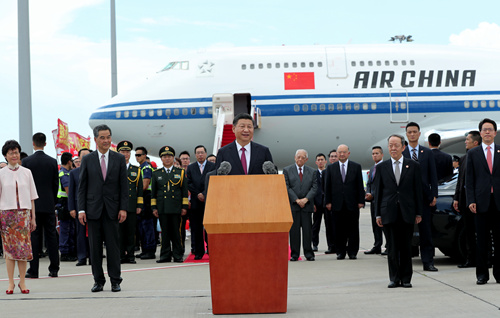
[204,174,293,315]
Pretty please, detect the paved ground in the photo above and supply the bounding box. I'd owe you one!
[1,206,499,317]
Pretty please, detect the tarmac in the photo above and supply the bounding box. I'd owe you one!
[1,205,500,318]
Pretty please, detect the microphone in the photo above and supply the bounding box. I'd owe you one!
[262,161,277,174]
[217,161,232,175]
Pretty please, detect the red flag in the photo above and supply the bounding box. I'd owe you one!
[284,72,315,90]
[56,119,69,150]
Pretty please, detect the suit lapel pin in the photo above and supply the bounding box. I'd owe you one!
[497,150,500,153]
[420,150,424,153]
[406,165,409,168]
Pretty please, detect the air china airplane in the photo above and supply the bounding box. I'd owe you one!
[88,44,500,168]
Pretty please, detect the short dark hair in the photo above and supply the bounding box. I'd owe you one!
[61,152,73,165]
[179,150,190,157]
[78,148,90,157]
[372,146,383,153]
[233,113,255,126]
[207,154,216,160]
[387,134,405,146]
[20,152,28,160]
[405,122,420,131]
[135,146,148,155]
[316,153,326,160]
[194,145,207,153]
[468,130,482,144]
[328,149,337,156]
[479,118,497,132]
[32,132,46,147]
[428,133,441,147]
[93,124,112,138]
[2,140,21,157]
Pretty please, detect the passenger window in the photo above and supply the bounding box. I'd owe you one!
[267,63,272,69]
[242,64,246,70]
[351,61,356,67]
[275,63,280,68]
[360,61,365,67]
[301,62,306,68]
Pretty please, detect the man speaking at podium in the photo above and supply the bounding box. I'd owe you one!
[215,113,273,175]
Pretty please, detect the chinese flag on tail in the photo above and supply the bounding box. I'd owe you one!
[284,72,315,90]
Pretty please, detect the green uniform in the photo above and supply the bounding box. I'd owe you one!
[151,166,189,261]
[119,164,144,262]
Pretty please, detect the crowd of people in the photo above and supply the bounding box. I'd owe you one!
[0,114,498,293]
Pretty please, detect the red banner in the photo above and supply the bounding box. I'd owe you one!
[284,72,315,90]
[56,119,69,149]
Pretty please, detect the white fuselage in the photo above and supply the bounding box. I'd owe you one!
[89,44,500,168]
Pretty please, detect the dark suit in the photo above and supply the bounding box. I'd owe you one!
[324,160,365,257]
[466,144,500,282]
[69,167,89,263]
[283,164,318,259]
[366,162,384,251]
[403,145,438,267]
[215,141,273,175]
[187,160,216,258]
[453,154,476,264]
[120,164,143,262]
[22,150,60,276]
[374,158,423,284]
[431,148,453,181]
[78,150,128,285]
[312,169,334,250]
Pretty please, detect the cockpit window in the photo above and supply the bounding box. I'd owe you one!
[159,61,189,72]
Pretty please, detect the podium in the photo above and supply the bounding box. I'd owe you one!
[204,175,293,315]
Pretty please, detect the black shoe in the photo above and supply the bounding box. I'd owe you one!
[312,246,318,252]
[381,250,388,256]
[348,254,357,260]
[364,248,381,255]
[91,283,104,292]
[48,271,58,278]
[111,283,121,292]
[325,249,335,254]
[140,252,156,260]
[388,281,401,288]
[306,257,315,261]
[290,257,298,262]
[75,260,87,266]
[156,258,171,263]
[194,255,203,260]
[135,253,143,259]
[423,265,438,272]
[476,279,488,285]
[458,261,476,268]
[402,282,412,288]
[25,272,38,279]
[121,259,136,264]
[337,254,346,260]
[173,258,183,263]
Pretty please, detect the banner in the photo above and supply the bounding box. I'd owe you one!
[53,119,92,157]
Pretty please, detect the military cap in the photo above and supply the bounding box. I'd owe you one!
[159,146,175,157]
[117,140,133,151]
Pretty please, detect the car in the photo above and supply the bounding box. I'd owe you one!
[413,173,468,261]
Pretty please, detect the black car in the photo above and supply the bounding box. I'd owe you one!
[413,173,468,261]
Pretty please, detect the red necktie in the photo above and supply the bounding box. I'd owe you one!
[101,154,106,181]
[241,148,248,175]
[487,146,493,173]
[299,167,303,182]
[487,146,493,193]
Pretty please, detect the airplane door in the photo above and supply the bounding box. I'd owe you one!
[389,89,409,123]
[325,47,347,78]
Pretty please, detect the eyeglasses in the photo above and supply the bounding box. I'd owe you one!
[135,154,144,157]
[482,128,495,133]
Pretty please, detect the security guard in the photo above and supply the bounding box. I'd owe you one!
[152,146,188,263]
[57,152,77,262]
[117,141,144,264]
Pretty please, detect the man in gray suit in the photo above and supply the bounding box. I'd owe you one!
[78,125,128,292]
[283,149,318,261]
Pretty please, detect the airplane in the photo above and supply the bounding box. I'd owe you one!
[88,44,500,169]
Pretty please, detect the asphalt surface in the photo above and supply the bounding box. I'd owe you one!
[1,205,499,317]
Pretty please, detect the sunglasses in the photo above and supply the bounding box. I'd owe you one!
[135,154,144,157]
